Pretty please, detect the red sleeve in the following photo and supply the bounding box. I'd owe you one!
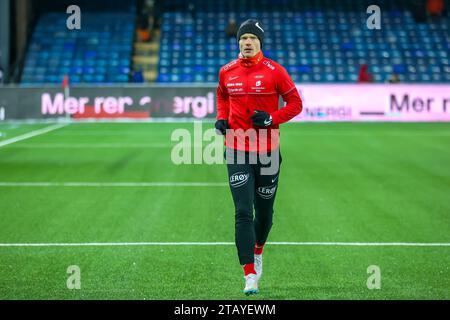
[216,69,230,120]
[271,66,303,125]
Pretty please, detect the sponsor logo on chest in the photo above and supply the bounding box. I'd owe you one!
[251,79,266,91]
[225,74,272,94]
[227,81,244,93]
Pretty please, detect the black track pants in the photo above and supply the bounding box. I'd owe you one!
[225,148,281,265]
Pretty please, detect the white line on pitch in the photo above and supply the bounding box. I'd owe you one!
[0,182,229,187]
[6,143,210,149]
[7,143,173,149]
[0,124,69,148]
[0,242,449,247]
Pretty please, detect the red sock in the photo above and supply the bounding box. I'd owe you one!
[243,263,256,276]
[254,244,264,255]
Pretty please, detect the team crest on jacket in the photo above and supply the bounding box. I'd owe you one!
[230,172,250,188]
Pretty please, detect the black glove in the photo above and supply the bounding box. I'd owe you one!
[251,110,273,127]
[215,119,229,135]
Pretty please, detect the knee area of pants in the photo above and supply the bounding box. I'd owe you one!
[255,219,273,228]
[235,215,253,224]
[235,207,252,217]
[255,211,273,220]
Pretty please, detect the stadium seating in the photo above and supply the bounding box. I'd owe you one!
[20,0,449,84]
[21,8,135,85]
[157,0,450,83]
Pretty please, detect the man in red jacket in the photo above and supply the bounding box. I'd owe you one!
[215,19,303,295]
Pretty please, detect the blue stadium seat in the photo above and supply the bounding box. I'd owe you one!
[157,3,447,83]
[21,8,135,85]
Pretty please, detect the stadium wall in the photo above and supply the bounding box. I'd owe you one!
[0,84,449,122]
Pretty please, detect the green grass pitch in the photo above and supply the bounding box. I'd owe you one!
[0,122,449,299]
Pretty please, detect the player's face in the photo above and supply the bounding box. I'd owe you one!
[239,33,261,58]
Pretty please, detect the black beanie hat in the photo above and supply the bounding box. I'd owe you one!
[237,19,265,47]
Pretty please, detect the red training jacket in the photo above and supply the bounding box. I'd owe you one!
[216,52,302,152]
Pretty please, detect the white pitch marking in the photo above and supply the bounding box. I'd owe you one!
[7,143,173,149]
[0,124,69,148]
[6,143,210,149]
[0,242,448,247]
[0,182,229,187]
